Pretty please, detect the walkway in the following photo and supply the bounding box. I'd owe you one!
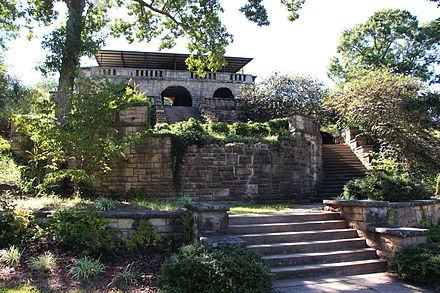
[273,272,432,292]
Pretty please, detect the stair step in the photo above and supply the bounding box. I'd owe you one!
[263,248,378,266]
[227,220,347,234]
[271,259,387,280]
[248,238,367,254]
[237,229,358,244]
[228,212,341,225]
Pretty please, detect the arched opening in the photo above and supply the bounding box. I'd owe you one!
[161,86,192,106]
[213,87,234,99]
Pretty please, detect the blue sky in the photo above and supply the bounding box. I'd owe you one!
[3,0,439,86]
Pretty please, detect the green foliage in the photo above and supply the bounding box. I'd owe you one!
[0,246,21,267]
[158,243,272,293]
[239,73,330,123]
[14,79,149,194]
[27,251,57,271]
[341,170,431,202]
[181,214,192,243]
[428,225,440,244]
[48,209,115,256]
[0,136,10,154]
[108,262,140,288]
[123,223,162,252]
[93,197,115,211]
[328,9,440,84]
[390,244,440,284]
[0,191,41,248]
[153,118,291,186]
[69,256,105,280]
[326,68,440,180]
[436,174,440,196]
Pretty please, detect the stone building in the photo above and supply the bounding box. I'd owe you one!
[82,50,255,123]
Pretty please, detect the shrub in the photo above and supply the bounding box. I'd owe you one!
[390,244,440,284]
[69,256,105,280]
[28,251,57,271]
[158,244,272,293]
[208,122,229,135]
[123,223,162,251]
[266,118,290,136]
[48,209,115,255]
[0,245,21,267]
[341,170,431,202]
[436,173,440,196]
[0,191,41,248]
[428,224,440,244]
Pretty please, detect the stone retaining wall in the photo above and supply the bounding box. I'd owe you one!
[324,199,435,259]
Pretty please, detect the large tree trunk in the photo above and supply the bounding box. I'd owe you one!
[55,0,86,124]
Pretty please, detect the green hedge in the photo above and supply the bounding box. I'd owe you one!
[341,170,431,202]
[158,243,272,293]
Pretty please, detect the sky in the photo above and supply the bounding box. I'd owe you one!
[2,0,439,86]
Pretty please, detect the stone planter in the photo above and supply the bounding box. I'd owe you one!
[324,199,437,259]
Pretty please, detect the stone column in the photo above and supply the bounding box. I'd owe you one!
[186,203,230,243]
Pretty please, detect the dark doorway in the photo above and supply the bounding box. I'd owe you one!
[213,87,234,99]
[161,86,192,106]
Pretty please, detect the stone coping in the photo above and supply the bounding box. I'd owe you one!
[368,226,429,237]
[186,203,230,212]
[32,209,187,219]
[323,199,439,208]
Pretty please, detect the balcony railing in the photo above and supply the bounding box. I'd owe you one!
[82,67,253,84]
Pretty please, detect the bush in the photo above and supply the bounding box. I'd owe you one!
[428,225,440,244]
[0,191,41,248]
[266,118,290,136]
[48,209,115,255]
[123,223,162,251]
[341,170,431,202]
[208,122,229,135]
[390,244,440,284]
[158,244,272,293]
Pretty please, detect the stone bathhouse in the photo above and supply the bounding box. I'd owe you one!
[80,50,324,200]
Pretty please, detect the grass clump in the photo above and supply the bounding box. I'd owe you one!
[69,256,105,280]
[108,262,139,288]
[0,246,21,267]
[229,203,297,214]
[93,197,115,211]
[27,251,57,271]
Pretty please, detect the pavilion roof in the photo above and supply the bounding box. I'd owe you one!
[95,50,253,73]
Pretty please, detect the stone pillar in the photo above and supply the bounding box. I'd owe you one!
[186,203,230,243]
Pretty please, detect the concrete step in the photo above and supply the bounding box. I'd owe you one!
[271,259,387,280]
[228,212,341,225]
[248,238,367,255]
[227,220,347,234]
[263,248,378,266]
[237,229,358,244]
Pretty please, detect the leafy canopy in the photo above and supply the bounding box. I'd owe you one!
[239,72,329,123]
[328,9,440,84]
[326,68,440,179]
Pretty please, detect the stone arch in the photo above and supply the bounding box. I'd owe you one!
[161,86,192,106]
[213,87,234,99]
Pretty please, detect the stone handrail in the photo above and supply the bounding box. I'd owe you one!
[344,128,373,169]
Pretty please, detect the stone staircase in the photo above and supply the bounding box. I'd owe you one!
[163,106,202,124]
[227,212,387,280]
[315,144,367,199]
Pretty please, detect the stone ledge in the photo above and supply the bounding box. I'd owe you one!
[98,210,187,219]
[368,226,429,237]
[324,199,439,208]
[186,203,230,212]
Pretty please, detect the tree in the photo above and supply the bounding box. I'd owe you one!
[239,72,329,123]
[14,79,150,193]
[328,9,440,84]
[1,0,305,123]
[325,68,440,179]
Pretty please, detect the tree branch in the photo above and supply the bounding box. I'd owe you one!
[131,0,181,25]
